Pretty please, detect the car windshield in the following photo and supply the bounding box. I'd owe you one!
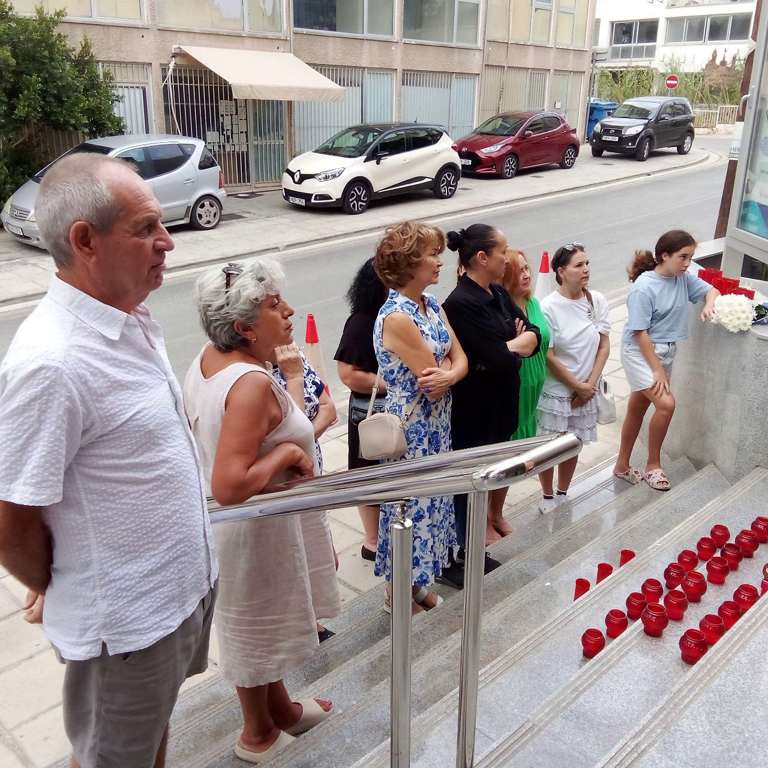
[315,127,383,157]
[612,103,654,120]
[476,115,526,136]
[32,142,112,182]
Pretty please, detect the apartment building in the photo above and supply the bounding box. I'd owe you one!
[13,0,594,188]
[594,0,755,72]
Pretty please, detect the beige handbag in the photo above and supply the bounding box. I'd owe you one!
[358,370,412,461]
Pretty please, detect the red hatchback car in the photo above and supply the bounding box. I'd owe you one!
[453,111,580,178]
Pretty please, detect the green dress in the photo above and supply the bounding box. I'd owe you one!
[510,296,551,440]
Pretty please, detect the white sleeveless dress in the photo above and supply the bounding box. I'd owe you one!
[183,349,340,687]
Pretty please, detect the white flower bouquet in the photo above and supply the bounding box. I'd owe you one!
[712,294,756,333]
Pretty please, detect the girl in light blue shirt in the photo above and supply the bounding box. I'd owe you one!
[613,230,718,492]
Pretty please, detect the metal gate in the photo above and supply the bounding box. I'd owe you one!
[551,70,582,126]
[293,66,394,154]
[401,70,477,139]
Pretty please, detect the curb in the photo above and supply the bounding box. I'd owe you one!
[0,150,717,311]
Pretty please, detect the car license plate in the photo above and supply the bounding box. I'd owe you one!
[5,223,23,236]
[461,159,472,166]
[602,136,619,142]
[287,196,306,206]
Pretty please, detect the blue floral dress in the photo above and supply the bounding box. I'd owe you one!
[373,290,456,586]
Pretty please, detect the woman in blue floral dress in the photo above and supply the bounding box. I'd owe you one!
[373,221,468,612]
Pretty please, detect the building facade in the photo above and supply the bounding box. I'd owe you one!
[14,0,594,188]
[594,0,755,73]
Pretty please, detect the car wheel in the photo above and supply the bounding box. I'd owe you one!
[190,195,222,230]
[591,145,604,158]
[677,133,693,155]
[635,137,651,162]
[560,145,578,169]
[500,154,518,179]
[434,166,459,199]
[342,180,370,215]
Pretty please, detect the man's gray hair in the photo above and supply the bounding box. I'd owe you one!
[194,258,286,353]
[36,153,130,268]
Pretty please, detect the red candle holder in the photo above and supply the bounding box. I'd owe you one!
[641,602,668,637]
[706,555,730,585]
[605,608,629,639]
[641,578,664,603]
[677,549,699,572]
[710,524,730,548]
[619,549,636,567]
[735,530,759,558]
[699,613,726,645]
[696,536,716,561]
[664,562,686,589]
[581,628,605,658]
[664,589,688,621]
[721,543,742,571]
[574,578,590,601]
[751,517,768,544]
[733,583,759,613]
[682,570,707,603]
[626,591,647,620]
[718,600,741,630]
[596,562,614,584]
[680,629,708,665]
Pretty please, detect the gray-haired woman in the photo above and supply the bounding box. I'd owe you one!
[183,259,340,764]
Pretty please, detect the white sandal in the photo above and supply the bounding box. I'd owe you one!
[614,467,643,485]
[644,468,671,492]
[234,731,294,763]
[284,698,333,736]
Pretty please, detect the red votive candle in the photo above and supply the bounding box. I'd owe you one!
[664,589,688,621]
[626,591,647,620]
[733,583,759,613]
[710,524,730,548]
[574,578,590,601]
[718,600,741,630]
[706,556,730,585]
[696,536,716,561]
[721,543,742,571]
[682,570,707,603]
[641,578,664,603]
[581,628,605,658]
[619,549,636,567]
[596,562,614,584]
[680,629,708,665]
[677,549,699,572]
[605,609,629,639]
[641,603,669,637]
[699,613,726,645]
[664,562,686,589]
[751,517,768,544]
[735,530,759,558]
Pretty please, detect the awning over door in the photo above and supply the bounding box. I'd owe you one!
[173,45,345,103]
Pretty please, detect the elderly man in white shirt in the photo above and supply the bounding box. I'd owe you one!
[0,153,218,768]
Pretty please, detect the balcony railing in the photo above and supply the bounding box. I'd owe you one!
[608,43,657,60]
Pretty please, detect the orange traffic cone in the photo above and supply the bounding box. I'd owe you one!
[304,313,329,387]
[533,251,555,301]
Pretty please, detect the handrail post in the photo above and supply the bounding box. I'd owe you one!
[391,502,413,768]
[456,490,488,768]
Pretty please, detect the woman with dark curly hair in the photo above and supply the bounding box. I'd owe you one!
[372,220,468,613]
[334,259,388,560]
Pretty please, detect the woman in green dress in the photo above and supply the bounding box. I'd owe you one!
[487,249,552,535]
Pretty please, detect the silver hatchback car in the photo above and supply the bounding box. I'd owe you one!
[1,134,227,249]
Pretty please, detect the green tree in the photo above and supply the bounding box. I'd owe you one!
[0,1,123,201]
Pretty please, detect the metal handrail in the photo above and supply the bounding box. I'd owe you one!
[208,433,582,768]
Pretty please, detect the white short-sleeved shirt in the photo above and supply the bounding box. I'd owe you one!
[0,277,218,660]
[541,290,611,398]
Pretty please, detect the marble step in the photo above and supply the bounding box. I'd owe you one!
[357,463,732,768]
[163,453,668,768]
[185,462,717,768]
[598,568,768,768]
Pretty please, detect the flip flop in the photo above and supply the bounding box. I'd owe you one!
[284,699,333,737]
[613,467,643,485]
[644,468,671,492]
[383,589,444,614]
[234,731,294,763]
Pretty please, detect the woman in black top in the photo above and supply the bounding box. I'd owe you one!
[334,259,388,561]
[441,225,540,587]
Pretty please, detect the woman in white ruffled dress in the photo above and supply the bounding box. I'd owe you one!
[183,259,340,764]
[537,243,611,513]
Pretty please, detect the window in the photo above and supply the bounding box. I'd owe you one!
[531,0,552,43]
[487,0,510,41]
[542,115,561,131]
[156,0,282,33]
[115,147,153,179]
[403,0,480,45]
[315,126,384,157]
[525,117,547,135]
[665,13,751,44]
[672,103,688,118]
[376,131,408,157]
[294,0,393,36]
[555,0,587,48]
[407,127,443,149]
[198,148,218,170]
[609,20,658,60]
[147,144,190,176]
[12,0,142,20]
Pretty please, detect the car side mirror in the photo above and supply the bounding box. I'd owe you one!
[375,151,390,165]
[658,114,670,122]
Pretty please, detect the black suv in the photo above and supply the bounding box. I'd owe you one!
[590,96,694,162]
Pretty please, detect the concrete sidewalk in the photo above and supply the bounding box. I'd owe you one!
[0,146,715,307]
[0,300,632,768]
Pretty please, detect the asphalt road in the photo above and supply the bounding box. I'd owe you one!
[0,136,730,400]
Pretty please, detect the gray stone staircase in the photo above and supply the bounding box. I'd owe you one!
[164,459,768,768]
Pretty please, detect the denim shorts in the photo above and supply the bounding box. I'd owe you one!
[621,341,677,392]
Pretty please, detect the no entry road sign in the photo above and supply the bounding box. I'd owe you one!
[666,74,679,90]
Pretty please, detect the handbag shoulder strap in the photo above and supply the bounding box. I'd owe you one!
[584,289,594,310]
[365,366,419,424]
